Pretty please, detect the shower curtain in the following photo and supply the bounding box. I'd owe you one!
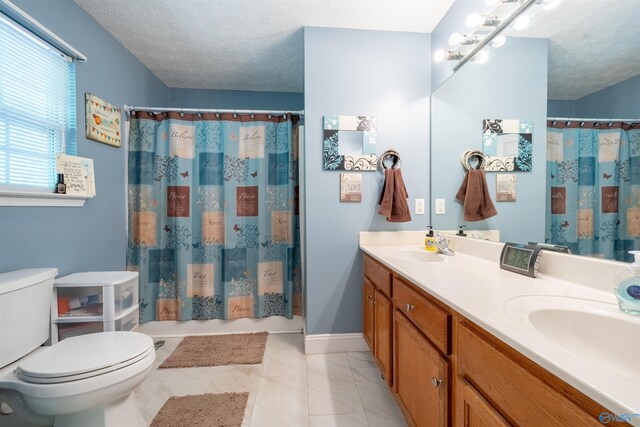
[546,120,640,261]
[126,111,302,321]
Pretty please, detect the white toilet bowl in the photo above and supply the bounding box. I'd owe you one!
[0,331,155,427]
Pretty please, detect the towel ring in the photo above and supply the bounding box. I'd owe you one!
[379,149,401,170]
[461,150,486,171]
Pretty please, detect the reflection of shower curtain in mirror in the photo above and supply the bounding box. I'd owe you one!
[546,121,640,261]
[127,111,302,321]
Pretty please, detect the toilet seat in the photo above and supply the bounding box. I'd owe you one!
[15,332,154,385]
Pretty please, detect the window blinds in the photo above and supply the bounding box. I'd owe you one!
[0,13,76,190]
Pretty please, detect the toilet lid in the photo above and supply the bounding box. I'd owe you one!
[16,331,154,384]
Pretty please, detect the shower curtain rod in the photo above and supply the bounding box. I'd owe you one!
[124,105,304,115]
[548,116,639,122]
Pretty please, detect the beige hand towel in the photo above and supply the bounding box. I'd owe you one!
[455,169,497,221]
[378,169,411,222]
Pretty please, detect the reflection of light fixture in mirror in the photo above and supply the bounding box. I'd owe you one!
[473,51,489,64]
[540,0,561,9]
[448,33,481,46]
[434,49,465,62]
[513,15,531,30]
[486,0,521,4]
[453,0,537,71]
[491,35,507,48]
[466,13,500,28]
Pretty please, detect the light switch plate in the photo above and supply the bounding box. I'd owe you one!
[415,198,425,215]
[435,198,445,215]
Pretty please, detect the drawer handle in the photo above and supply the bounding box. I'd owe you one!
[404,303,415,312]
[431,377,443,387]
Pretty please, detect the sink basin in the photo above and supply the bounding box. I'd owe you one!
[386,248,446,263]
[505,295,640,382]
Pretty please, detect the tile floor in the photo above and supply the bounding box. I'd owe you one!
[136,332,408,427]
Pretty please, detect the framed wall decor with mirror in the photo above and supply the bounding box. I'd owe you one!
[322,115,377,171]
[482,119,533,172]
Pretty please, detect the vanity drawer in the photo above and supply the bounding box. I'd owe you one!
[393,276,450,354]
[364,254,391,297]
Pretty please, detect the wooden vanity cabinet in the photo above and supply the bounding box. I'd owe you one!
[361,251,628,427]
[363,254,393,386]
[393,275,452,427]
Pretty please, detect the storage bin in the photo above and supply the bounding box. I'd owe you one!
[51,271,140,343]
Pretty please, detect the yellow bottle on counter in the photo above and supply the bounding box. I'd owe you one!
[425,226,438,252]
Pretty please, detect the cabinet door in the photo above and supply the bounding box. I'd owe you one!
[363,278,375,351]
[394,311,448,427]
[374,288,392,386]
[459,379,511,427]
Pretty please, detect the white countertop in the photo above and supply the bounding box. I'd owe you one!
[360,231,640,424]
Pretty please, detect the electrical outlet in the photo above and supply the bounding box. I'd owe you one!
[415,198,425,215]
[435,198,445,215]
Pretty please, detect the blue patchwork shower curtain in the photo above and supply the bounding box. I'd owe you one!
[546,120,640,261]
[127,111,302,321]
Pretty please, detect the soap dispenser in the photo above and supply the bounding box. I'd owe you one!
[614,251,640,315]
[425,226,438,252]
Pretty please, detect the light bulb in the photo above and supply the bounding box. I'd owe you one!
[474,51,489,64]
[491,35,506,48]
[541,0,561,9]
[466,12,484,28]
[448,32,464,46]
[433,49,447,62]
[485,0,499,5]
[513,15,530,31]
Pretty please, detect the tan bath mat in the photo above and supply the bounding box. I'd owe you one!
[150,392,248,427]
[159,332,268,368]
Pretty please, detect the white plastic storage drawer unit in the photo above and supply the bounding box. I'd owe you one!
[51,271,139,343]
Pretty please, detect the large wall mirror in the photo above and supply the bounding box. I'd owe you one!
[431,0,640,261]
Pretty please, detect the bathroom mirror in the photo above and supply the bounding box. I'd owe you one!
[430,0,640,257]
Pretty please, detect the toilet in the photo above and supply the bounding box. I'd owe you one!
[0,269,155,427]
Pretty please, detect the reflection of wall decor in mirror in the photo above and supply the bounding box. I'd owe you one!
[339,173,362,203]
[323,115,377,171]
[482,119,533,172]
[85,93,122,148]
[496,174,516,202]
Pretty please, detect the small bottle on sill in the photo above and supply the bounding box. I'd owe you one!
[55,174,66,194]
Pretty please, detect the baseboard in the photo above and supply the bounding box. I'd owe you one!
[304,332,368,354]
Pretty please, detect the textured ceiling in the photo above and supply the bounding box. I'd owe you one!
[507,0,640,100]
[74,0,455,93]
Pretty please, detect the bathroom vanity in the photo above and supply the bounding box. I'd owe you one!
[360,231,638,427]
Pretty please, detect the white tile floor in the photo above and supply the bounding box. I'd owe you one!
[0,332,407,427]
[136,332,408,427]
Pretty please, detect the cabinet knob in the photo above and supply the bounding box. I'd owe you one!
[404,303,415,312]
[431,377,442,387]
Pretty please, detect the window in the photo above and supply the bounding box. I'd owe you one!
[0,13,76,192]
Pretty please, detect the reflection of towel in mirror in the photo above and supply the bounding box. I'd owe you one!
[455,170,497,221]
[378,168,411,222]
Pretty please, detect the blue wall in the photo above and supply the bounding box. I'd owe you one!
[548,100,575,117]
[574,74,640,119]
[169,88,304,111]
[304,27,431,335]
[430,37,548,243]
[0,0,170,275]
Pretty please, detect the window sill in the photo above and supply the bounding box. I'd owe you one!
[0,190,91,207]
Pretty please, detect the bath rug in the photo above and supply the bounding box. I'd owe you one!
[150,392,248,427]
[159,332,268,368]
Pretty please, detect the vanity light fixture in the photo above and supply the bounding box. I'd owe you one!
[452,0,538,70]
[512,15,531,30]
[486,0,521,5]
[433,49,465,63]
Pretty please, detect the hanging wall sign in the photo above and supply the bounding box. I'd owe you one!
[85,93,122,148]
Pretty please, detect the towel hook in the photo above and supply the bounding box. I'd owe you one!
[379,148,401,170]
[461,149,486,171]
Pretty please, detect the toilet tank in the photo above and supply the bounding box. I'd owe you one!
[0,268,58,368]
